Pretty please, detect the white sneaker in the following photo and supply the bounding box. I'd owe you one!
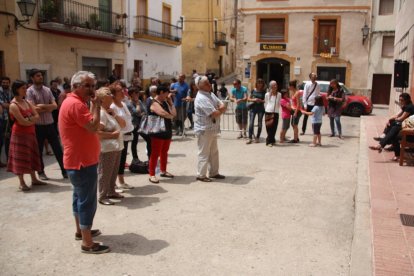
[115,187,124,193]
[118,183,134,190]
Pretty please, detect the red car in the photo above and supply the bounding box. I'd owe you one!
[298,81,373,117]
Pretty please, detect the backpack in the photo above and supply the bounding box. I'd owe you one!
[129,159,148,174]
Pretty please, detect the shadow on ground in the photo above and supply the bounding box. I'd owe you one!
[114,196,160,209]
[96,233,169,256]
[127,185,168,196]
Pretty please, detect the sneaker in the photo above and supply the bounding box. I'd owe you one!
[117,183,134,190]
[266,144,273,147]
[115,187,124,193]
[246,139,252,144]
[38,172,49,181]
[81,243,110,254]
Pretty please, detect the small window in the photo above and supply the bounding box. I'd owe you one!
[382,36,395,57]
[379,0,394,15]
[257,16,287,42]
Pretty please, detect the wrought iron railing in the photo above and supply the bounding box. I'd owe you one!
[214,32,227,46]
[135,15,182,43]
[38,0,127,36]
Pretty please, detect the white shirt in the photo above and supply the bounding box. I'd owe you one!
[302,81,321,107]
[194,90,222,134]
[264,92,281,113]
[99,110,124,153]
[110,102,134,136]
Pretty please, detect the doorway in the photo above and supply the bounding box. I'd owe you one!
[256,58,290,89]
[371,74,391,104]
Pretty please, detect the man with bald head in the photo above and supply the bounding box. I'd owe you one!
[194,76,226,182]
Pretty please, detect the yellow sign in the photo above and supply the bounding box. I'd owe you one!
[320,52,332,58]
[260,44,286,51]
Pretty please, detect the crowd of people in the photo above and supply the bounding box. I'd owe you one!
[2,68,413,254]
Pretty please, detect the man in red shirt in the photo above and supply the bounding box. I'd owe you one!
[58,71,109,254]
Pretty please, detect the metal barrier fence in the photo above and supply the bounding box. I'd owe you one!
[176,100,248,137]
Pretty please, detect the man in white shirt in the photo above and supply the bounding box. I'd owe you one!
[301,73,320,135]
[194,76,226,182]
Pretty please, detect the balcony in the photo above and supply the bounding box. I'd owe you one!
[37,0,127,42]
[133,16,182,46]
[214,32,228,46]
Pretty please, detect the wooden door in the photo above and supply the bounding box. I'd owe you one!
[162,4,171,37]
[371,74,392,104]
[318,20,336,53]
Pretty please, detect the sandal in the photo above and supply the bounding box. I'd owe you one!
[149,176,159,183]
[160,172,174,178]
[196,176,212,182]
[369,145,383,153]
[19,185,31,191]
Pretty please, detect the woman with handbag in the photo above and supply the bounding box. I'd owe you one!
[96,87,126,205]
[327,79,345,139]
[7,80,44,191]
[246,78,266,144]
[264,80,281,147]
[148,85,176,184]
[110,81,135,190]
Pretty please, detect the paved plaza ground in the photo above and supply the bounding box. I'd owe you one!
[0,113,367,275]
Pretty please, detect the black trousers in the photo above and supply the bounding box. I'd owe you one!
[35,124,65,174]
[265,112,279,145]
[131,126,151,161]
[380,123,402,148]
[301,105,314,134]
[0,118,11,160]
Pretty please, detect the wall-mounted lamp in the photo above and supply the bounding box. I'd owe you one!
[0,0,36,29]
[361,24,370,45]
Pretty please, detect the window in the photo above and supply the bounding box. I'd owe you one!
[256,15,288,42]
[313,16,341,55]
[379,0,394,15]
[382,36,395,57]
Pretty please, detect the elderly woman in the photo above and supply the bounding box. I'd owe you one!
[96,87,126,205]
[246,78,266,144]
[327,79,346,139]
[7,80,44,191]
[148,84,176,184]
[110,82,134,190]
[264,80,281,147]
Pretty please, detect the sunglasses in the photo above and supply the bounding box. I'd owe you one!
[81,84,96,89]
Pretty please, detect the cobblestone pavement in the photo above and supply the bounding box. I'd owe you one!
[0,114,363,275]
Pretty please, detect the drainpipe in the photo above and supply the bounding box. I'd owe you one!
[234,0,238,73]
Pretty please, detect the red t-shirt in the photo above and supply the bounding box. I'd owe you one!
[58,93,100,170]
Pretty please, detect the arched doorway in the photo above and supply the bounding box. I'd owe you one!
[256,58,290,89]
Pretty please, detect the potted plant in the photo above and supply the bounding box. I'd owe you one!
[40,0,58,22]
[89,13,101,30]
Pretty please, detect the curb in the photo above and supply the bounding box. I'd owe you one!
[349,116,373,276]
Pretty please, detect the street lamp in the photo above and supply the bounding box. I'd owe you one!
[17,0,36,21]
[361,24,370,45]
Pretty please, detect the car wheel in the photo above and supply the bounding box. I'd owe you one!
[347,103,364,117]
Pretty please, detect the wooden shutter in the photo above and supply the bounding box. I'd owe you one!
[379,0,394,15]
[318,20,337,53]
[260,18,285,41]
[382,36,395,57]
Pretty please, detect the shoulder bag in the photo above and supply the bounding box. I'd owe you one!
[265,94,278,127]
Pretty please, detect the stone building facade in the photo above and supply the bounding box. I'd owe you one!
[390,0,414,114]
[234,0,372,95]
[0,0,127,83]
[126,0,182,86]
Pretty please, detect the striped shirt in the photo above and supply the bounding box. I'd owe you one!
[26,85,55,125]
[194,90,222,134]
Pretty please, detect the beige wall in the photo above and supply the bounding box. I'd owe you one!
[236,1,371,93]
[390,0,414,114]
[182,0,225,77]
[1,0,125,82]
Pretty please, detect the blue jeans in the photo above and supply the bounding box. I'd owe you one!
[248,110,264,139]
[329,116,342,135]
[67,164,98,230]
